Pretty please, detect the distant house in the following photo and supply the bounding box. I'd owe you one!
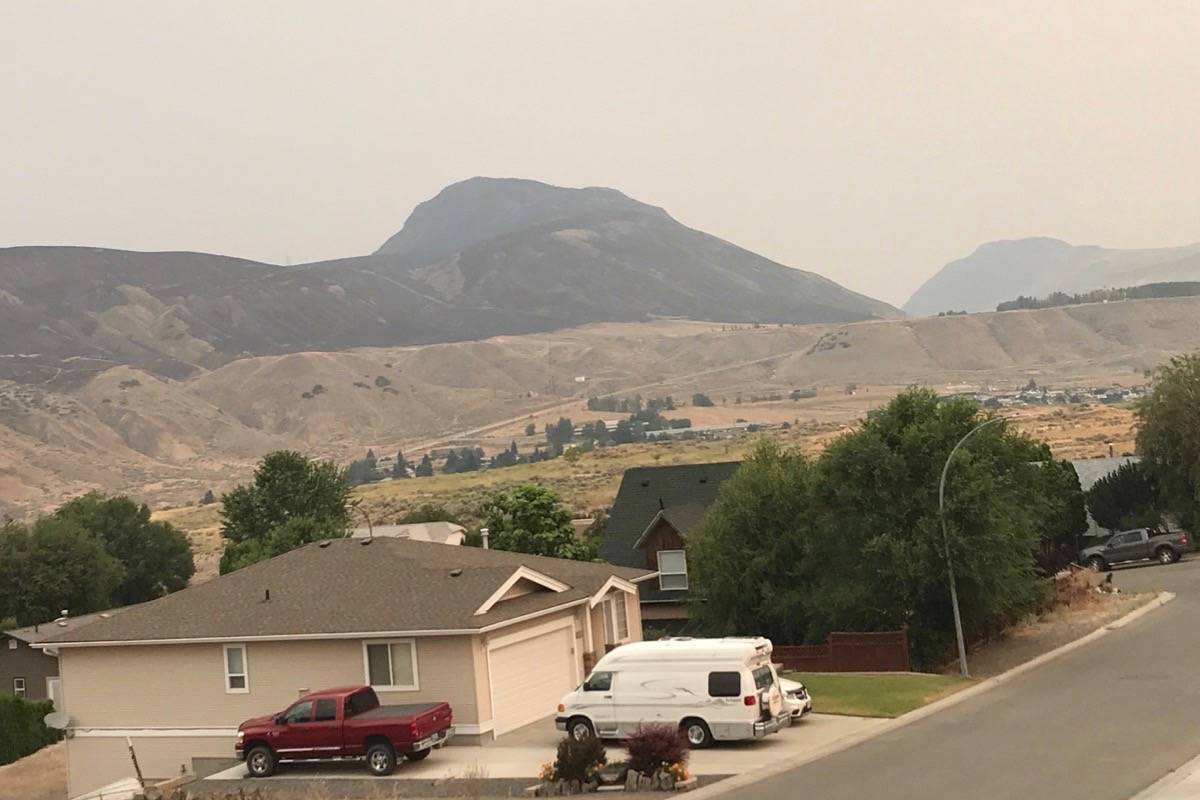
[1069,456,1141,539]
[39,538,651,799]
[599,462,740,629]
[2,610,121,706]
[350,521,467,546]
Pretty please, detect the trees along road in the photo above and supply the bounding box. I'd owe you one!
[719,558,1200,800]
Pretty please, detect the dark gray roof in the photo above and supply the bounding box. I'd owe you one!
[600,461,740,603]
[41,539,650,645]
[1070,456,1140,492]
[6,609,127,644]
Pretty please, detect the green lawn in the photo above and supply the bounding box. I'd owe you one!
[786,672,973,718]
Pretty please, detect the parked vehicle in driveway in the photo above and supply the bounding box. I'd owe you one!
[556,637,789,748]
[778,676,812,720]
[236,686,452,777]
[1080,528,1190,572]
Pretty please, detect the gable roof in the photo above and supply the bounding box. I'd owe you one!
[1070,456,1140,492]
[40,538,651,647]
[601,461,739,569]
[601,462,739,604]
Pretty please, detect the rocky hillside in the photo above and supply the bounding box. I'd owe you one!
[0,178,898,386]
[904,237,1200,316]
[4,297,1199,517]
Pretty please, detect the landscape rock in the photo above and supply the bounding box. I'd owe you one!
[625,769,641,792]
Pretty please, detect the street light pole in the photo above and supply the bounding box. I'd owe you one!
[938,415,1005,679]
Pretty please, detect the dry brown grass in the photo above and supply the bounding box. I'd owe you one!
[0,742,66,800]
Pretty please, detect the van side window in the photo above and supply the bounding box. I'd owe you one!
[584,672,613,692]
[708,671,742,697]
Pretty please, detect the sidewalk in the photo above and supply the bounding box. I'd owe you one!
[1133,752,1200,800]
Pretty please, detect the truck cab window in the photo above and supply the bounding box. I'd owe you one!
[314,698,336,722]
[285,700,313,723]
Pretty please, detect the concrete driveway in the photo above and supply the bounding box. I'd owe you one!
[204,713,885,781]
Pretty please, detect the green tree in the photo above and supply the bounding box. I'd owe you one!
[1137,353,1200,531]
[1032,460,1090,574]
[218,451,350,574]
[0,518,124,626]
[392,451,409,479]
[415,453,435,477]
[524,422,537,437]
[688,440,815,642]
[1086,461,1163,533]
[482,485,596,560]
[806,390,1048,667]
[396,503,462,525]
[54,493,194,606]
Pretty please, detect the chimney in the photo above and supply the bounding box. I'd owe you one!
[480,527,490,550]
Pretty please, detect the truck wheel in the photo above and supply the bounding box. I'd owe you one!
[1087,556,1108,572]
[568,717,595,742]
[406,748,431,762]
[245,745,276,778]
[366,742,397,776]
[1156,547,1177,565]
[681,719,713,749]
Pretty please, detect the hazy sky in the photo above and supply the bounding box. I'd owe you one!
[3,1,1199,305]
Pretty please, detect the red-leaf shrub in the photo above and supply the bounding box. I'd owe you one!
[625,723,689,775]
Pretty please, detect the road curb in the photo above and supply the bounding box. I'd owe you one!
[683,590,1175,800]
[1130,749,1200,799]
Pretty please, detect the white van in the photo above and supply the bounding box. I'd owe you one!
[555,637,789,748]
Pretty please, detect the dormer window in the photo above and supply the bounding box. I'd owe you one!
[658,550,688,590]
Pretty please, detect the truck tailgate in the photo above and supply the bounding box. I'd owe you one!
[358,702,453,738]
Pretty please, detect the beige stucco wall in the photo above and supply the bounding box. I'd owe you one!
[66,734,233,798]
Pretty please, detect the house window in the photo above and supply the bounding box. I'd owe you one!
[13,678,26,698]
[658,550,688,590]
[363,640,419,690]
[223,644,249,693]
[601,596,631,644]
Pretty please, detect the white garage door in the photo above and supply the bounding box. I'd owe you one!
[489,625,576,736]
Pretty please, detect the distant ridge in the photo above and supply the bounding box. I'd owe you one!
[904,237,1200,316]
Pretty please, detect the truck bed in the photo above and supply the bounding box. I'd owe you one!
[356,703,444,721]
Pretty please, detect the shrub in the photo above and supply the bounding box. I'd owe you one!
[625,723,689,775]
[0,696,62,765]
[553,735,606,782]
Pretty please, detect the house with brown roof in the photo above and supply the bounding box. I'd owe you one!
[38,538,653,799]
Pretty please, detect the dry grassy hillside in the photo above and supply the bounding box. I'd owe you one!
[2,297,1194,516]
[159,402,1138,584]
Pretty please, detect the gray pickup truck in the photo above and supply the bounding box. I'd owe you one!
[1080,528,1190,571]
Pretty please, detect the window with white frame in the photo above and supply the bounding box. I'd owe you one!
[13,677,26,698]
[601,596,631,644]
[363,640,418,690]
[658,550,688,590]
[223,644,249,693]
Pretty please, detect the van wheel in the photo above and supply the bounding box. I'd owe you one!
[568,717,596,742]
[366,742,396,776]
[245,745,276,778]
[406,748,431,762]
[681,719,713,748]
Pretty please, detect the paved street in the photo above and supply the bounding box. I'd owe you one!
[719,558,1200,800]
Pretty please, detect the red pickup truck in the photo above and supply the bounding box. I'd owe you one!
[235,686,453,777]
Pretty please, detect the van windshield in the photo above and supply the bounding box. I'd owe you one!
[752,666,774,691]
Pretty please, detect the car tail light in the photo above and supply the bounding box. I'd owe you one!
[744,696,757,706]
[1180,535,1189,546]
[410,722,419,738]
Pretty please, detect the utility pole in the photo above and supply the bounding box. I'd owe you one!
[938,415,1005,679]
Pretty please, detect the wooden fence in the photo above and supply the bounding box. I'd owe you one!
[774,629,910,672]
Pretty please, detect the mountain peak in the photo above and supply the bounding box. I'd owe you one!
[375,177,668,263]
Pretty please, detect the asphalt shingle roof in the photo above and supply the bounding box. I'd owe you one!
[600,461,740,604]
[41,539,650,645]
